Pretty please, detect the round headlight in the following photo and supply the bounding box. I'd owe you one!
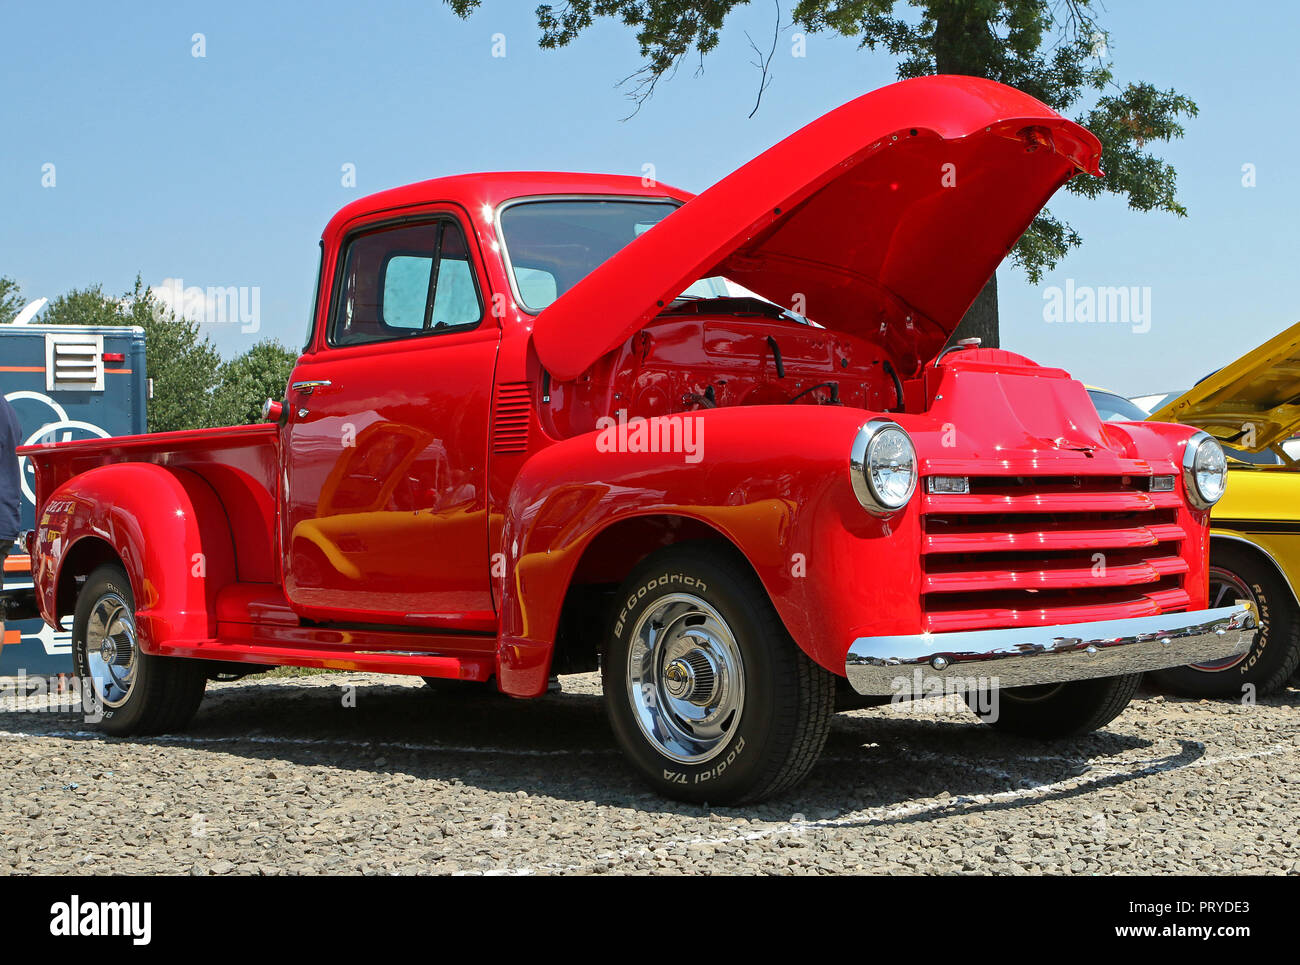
[850,421,918,514]
[1182,431,1227,509]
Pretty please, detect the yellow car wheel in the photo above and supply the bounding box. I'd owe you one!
[1148,546,1300,698]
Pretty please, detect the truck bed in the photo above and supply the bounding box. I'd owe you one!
[22,423,282,584]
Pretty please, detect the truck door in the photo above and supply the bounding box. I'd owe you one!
[281,210,500,630]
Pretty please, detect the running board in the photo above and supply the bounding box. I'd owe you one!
[151,621,497,681]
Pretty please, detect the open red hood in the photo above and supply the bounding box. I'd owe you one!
[532,75,1101,381]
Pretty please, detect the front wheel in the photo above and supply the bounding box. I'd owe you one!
[966,673,1143,737]
[602,543,835,805]
[72,564,207,736]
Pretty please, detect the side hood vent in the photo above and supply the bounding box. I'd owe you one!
[492,382,532,454]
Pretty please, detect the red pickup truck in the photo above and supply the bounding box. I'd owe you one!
[15,76,1254,804]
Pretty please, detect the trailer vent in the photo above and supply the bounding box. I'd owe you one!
[45,333,105,392]
[492,382,532,454]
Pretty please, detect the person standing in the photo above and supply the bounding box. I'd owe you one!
[0,394,22,656]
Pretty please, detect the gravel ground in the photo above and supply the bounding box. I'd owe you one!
[1,671,1297,875]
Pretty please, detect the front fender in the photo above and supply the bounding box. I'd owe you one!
[496,406,925,695]
[33,463,238,652]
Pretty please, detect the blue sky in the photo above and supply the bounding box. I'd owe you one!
[2,1,1297,397]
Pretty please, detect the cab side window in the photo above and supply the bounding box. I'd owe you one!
[330,219,483,346]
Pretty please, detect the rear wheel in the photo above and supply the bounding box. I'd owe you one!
[966,673,1143,737]
[602,543,835,804]
[1147,546,1300,698]
[72,564,207,736]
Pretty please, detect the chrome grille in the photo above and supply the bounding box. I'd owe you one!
[921,475,1189,633]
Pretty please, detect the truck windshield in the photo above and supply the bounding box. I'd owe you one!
[499,198,685,312]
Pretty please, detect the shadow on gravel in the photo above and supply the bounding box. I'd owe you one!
[1137,681,1300,711]
[808,710,1205,828]
[2,675,1256,825]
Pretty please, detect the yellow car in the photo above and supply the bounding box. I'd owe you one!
[1122,320,1300,697]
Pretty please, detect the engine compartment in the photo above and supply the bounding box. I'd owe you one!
[539,298,906,439]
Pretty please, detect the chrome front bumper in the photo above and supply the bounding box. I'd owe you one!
[845,603,1255,696]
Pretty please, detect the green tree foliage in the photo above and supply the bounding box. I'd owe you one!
[211,339,298,427]
[0,276,23,325]
[448,1,1196,345]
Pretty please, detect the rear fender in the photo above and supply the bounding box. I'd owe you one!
[33,463,237,652]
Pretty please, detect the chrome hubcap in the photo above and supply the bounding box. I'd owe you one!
[626,593,744,764]
[85,592,138,708]
[1193,568,1255,672]
[663,650,718,702]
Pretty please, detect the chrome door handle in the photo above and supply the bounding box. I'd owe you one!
[291,379,333,394]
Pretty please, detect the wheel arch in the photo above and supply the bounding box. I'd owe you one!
[34,463,239,651]
[500,506,781,696]
[53,536,122,624]
[1210,532,1300,609]
[547,514,759,678]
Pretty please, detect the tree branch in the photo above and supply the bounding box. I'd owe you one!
[745,0,782,118]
